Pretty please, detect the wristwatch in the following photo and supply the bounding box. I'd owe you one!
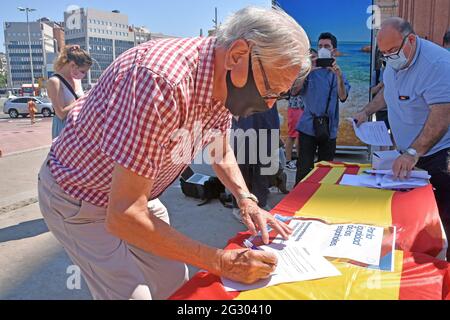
[405,148,419,160]
[238,192,259,204]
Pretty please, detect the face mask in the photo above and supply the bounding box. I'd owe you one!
[318,48,332,59]
[71,68,86,80]
[385,48,409,71]
[225,56,270,117]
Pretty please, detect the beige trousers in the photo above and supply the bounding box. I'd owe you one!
[37,159,188,300]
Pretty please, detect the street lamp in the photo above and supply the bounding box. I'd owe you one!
[17,7,37,96]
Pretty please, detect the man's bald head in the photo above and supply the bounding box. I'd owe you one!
[380,17,415,38]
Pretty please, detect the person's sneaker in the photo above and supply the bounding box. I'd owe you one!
[285,160,297,171]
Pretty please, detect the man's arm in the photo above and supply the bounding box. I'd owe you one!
[209,135,292,244]
[329,61,348,102]
[354,87,387,126]
[106,163,278,284]
[336,72,348,102]
[410,104,450,156]
[392,103,450,178]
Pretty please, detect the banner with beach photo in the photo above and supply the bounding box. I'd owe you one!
[275,0,374,149]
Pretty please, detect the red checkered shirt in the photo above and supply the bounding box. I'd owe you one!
[49,37,231,208]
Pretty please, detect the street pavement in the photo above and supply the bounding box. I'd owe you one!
[0,116,53,157]
[0,134,368,299]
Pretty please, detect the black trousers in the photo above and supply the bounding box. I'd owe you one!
[232,163,270,208]
[417,148,450,254]
[296,132,337,185]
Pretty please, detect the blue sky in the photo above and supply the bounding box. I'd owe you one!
[1,0,270,50]
[1,0,374,51]
[276,0,373,43]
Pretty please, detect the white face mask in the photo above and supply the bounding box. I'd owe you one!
[385,48,409,71]
[318,48,332,59]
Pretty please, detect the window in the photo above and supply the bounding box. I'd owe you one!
[13,98,28,104]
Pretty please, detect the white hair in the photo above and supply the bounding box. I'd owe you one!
[216,6,311,73]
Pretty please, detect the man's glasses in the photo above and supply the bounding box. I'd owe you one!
[254,57,288,101]
[381,33,412,61]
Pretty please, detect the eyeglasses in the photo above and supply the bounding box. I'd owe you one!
[381,33,412,61]
[254,56,288,101]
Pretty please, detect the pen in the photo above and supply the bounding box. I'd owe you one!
[243,239,262,251]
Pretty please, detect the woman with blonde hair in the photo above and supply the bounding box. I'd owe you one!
[48,45,92,139]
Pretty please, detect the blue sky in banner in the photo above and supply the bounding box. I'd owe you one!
[274,0,373,43]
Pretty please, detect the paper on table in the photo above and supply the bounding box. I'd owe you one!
[340,174,429,189]
[221,243,341,292]
[273,220,385,266]
[340,174,378,188]
[349,119,393,147]
[379,175,429,189]
[321,223,384,266]
[365,170,431,180]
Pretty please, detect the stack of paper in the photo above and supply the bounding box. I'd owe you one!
[365,170,431,180]
[340,170,430,190]
[372,150,401,170]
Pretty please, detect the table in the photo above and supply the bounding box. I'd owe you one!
[170,162,450,300]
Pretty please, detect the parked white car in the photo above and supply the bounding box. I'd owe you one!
[3,96,54,119]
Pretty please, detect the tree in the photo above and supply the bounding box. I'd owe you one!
[0,73,7,88]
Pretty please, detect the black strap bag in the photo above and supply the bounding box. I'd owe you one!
[313,75,336,143]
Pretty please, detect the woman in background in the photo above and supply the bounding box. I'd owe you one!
[48,45,92,139]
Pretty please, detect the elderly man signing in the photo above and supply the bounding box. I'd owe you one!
[355,18,450,259]
[37,7,311,300]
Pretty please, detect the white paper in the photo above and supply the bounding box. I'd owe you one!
[273,220,385,266]
[222,243,341,292]
[365,170,431,180]
[372,150,401,170]
[378,175,429,189]
[340,174,429,190]
[340,174,378,188]
[349,119,393,147]
[321,224,384,265]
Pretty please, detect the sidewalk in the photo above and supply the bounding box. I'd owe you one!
[0,117,52,157]
[0,148,49,210]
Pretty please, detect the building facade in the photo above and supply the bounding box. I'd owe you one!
[39,18,65,53]
[64,8,135,87]
[4,21,55,88]
[133,26,152,46]
[376,0,450,46]
[398,0,450,45]
[376,0,399,22]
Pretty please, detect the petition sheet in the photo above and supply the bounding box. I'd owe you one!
[222,243,341,292]
[349,119,393,147]
[274,220,385,266]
